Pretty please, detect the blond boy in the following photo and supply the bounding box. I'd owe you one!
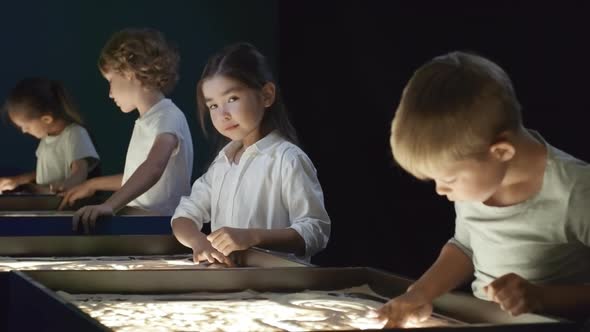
[379,51,590,327]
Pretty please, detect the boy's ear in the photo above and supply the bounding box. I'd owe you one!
[489,141,515,162]
[261,82,276,108]
[40,115,54,124]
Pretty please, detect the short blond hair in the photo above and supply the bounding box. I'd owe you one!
[98,28,179,95]
[390,51,522,179]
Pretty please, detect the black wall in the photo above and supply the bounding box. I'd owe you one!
[278,1,590,278]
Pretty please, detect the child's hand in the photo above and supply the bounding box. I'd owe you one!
[58,182,96,210]
[207,227,258,256]
[72,203,113,234]
[377,289,433,328]
[191,240,235,267]
[0,177,18,192]
[483,273,543,316]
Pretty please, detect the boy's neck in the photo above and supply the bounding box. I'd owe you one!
[485,129,548,207]
[136,90,165,116]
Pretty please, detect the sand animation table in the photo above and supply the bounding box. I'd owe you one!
[0,254,232,271]
[58,285,462,331]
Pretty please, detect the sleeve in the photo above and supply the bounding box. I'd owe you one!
[151,110,188,157]
[447,203,473,259]
[280,148,331,257]
[65,126,100,169]
[566,173,590,246]
[170,164,215,230]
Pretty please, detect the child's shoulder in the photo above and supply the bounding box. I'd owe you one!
[63,123,89,139]
[141,99,188,128]
[271,139,316,172]
[547,145,590,199]
[146,99,183,118]
[264,136,305,159]
[549,145,590,179]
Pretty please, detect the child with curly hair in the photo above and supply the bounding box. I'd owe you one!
[61,28,194,232]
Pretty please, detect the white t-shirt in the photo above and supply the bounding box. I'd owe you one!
[35,123,99,185]
[172,131,331,258]
[122,98,193,215]
[449,131,590,299]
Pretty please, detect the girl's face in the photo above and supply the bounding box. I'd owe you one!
[102,70,142,113]
[202,75,274,147]
[9,110,52,139]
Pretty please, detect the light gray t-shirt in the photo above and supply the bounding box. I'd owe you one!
[449,131,590,299]
[122,98,193,215]
[35,123,99,185]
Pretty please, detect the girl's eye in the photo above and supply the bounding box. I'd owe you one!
[208,104,218,111]
[228,96,238,103]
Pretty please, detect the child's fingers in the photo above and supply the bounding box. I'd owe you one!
[192,252,202,263]
[209,233,228,250]
[408,304,432,323]
[207,228,225,243]
[72,209,82,231]
[207,248,234,266]
[210,237,230,254]
[216,252,235,267]
[210,250,226,264]
[218,242,234,256]
[59,193,72,210]
[81,208,93,234]
[224,256,236,267]
[64,192,79,209]
[377,303,403,328]
[89,209,100,232]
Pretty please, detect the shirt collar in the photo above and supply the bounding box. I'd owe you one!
[216,130,283,164]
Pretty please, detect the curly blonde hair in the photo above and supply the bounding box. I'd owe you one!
[98,28,180,95]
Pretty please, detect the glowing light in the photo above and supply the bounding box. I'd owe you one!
[0,254,216,271]
[59,290,391,331]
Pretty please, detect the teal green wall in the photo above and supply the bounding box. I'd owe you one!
[0,0,278,179]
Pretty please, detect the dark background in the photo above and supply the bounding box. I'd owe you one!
[277,1,590,278]
[1,1,590,280]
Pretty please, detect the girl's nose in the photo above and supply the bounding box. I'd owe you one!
[220,106,231,120]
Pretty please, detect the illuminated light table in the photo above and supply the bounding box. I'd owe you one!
[0,213,310,330]
[7,267,575,331]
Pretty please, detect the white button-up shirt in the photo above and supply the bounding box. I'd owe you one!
[172,131,330,257]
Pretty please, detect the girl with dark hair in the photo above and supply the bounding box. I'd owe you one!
[0,77,99,193]
[171,43,330,265]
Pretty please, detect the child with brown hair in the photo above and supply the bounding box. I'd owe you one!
[61,28,193,232]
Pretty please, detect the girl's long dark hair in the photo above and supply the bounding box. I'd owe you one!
[4,77,83,125]
[196,43,299,156]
